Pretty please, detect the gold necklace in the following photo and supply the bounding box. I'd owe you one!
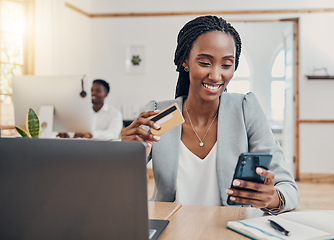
[184,101,218,147]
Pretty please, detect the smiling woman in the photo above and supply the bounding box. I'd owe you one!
[0,0,34,129]
[121,15,299,213]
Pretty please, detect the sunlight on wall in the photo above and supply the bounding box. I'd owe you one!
[0,0,25,126]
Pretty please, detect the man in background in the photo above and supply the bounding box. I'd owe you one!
[58,79,123,140]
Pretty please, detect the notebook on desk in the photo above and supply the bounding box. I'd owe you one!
[0,138,168,240]
[227,211,334,240]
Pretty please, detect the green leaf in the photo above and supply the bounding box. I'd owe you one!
[15,126,30,138]
[26,108,40,138]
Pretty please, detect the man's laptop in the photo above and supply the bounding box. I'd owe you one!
[0,138,168,240]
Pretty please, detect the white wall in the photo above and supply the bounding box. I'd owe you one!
[298,13,334,174]
[299,13,334,120]
[34,1,334,174]
[300,124,334,173]
[35,0,92,76]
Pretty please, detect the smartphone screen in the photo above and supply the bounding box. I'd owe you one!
[227,153,272,205]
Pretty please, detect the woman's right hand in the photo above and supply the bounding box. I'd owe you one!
[121,110,161,156]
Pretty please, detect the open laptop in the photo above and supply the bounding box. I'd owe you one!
[0,138,168,240]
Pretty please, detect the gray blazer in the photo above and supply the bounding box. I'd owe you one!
[145,92,299,213]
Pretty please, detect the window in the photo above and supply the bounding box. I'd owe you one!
[270,48,286,125]
[228,53,251,94]
[228,47,289,127]
[0,0,34,129]
[271,81,285,122]
[271,49,285,78]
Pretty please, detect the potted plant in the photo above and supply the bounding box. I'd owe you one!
[15,108,42,138]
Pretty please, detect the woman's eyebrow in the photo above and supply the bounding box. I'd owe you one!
[197,53,234,59]
[197,53,213,58]
[223,55,235,59]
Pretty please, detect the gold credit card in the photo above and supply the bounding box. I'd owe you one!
[149,103,184,136]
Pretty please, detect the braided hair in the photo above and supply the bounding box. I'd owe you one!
[174,15,242,98]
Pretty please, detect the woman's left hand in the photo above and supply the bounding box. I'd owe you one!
[226,167,280,209]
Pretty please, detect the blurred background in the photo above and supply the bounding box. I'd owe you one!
[1,0,334,182]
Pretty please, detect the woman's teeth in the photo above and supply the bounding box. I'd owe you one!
[203,83,222,90]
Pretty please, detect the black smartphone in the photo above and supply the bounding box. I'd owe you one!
[227,153,272,205]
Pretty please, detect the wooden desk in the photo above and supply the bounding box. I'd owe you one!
[150,203,264,240]
[148,201,182,220]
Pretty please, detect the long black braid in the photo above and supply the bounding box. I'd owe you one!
[174,15,242,98]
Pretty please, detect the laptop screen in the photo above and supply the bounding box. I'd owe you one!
[0,138,149,240]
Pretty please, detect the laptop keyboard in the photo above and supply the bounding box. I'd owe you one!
[148,228,157,239]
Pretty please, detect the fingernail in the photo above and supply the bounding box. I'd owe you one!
[256,167,263,174]
[153,135,160,141]
[226,189,233,195]
[153,123,161,129]
[233,180,240,186]
[230,197,236,201]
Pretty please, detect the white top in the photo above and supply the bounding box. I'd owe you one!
[91,103,123,140]
[175,141,221,206]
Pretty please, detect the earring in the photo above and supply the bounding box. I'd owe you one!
[184,66,189,72]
